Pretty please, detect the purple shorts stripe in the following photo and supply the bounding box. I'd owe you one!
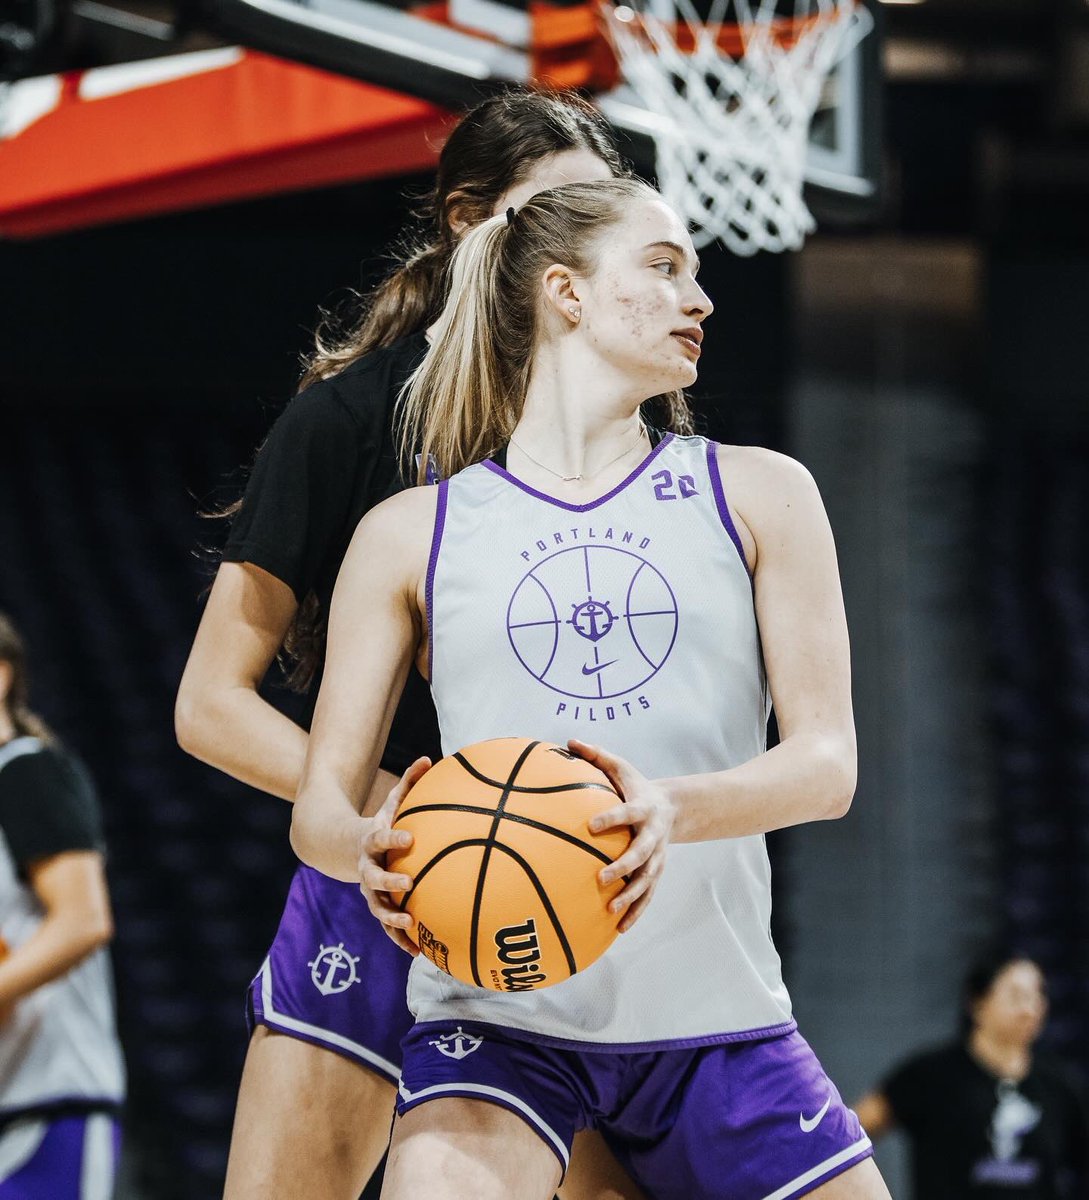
[246,864,413,1083]
[397,1077,570,1176]
[761,1137,873,1200]
[407,1015,798,1055]
[0,1113,120,1199]
[396,1023,872,1200]
[251,958,401,1082]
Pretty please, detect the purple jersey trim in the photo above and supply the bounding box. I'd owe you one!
[482,434,675,513]
[706,441,752,578]
[425,479,449,684]
[0,1096,123,1121]
[409,1016,797,1055]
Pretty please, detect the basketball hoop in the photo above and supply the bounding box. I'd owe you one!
[599,0,873,253]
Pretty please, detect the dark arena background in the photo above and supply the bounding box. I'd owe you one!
[1,0,1087,1196]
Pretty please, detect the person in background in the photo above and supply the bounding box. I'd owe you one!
[0,611,125,1200]
[855,953,1089,1199]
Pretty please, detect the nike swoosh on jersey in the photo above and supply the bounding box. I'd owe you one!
[799,1096,832,1133]
[581,661,617,676]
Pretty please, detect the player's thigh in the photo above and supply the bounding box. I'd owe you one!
[805,1157,892,1200]
[559,1129,648,1200]
[224,1026,396,1200]
[382,1098,562,1200]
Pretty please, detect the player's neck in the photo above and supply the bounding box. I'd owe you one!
[968,1028,1032,1082]
[514,348,648,483]
[509,406,647,492]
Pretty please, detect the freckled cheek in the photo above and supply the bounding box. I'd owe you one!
[611,293,663,341]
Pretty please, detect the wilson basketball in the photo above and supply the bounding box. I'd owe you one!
[387,737,631,992]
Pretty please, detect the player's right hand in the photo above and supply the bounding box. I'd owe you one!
[358,757,430,955]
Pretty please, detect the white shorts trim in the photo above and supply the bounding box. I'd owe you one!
[0,1117,48,1183]
[760,1135,873,1200]
[257,957,400,1082]
[80,1114,116,1200]
[397,1078,571,1173]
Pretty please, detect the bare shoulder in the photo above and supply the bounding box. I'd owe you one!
[343,485,440,585]
[715,444,825,526]
[717,444,818,495]
[363,484,441,535]
[713,445,832,576]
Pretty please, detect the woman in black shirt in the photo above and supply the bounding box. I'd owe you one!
[855,954,1088,1199]
[176,90,650,1200]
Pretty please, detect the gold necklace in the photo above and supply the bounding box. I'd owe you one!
[509,424,647,483]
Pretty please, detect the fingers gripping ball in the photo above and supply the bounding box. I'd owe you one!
[387,738,631,992]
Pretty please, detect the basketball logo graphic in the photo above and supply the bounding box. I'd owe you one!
[507,546,678,699]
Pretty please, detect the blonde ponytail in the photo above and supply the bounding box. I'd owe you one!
[398,213,521,484]
[398,179,693,484]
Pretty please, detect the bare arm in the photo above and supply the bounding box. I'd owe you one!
[660,447,855,839]
[577,448,855,925]
[854,1091,896,1139]
[0,851,113,1010]
[290,490,434,883]
[175,562,307,801]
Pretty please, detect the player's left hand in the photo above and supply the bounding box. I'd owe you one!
[567,738,676,933]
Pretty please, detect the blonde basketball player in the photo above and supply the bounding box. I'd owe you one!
[291,178,894,1200]
[177,90,648,1200]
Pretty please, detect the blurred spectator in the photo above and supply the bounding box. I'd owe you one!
[855,954,1089,1199]
[0,612,125,1197]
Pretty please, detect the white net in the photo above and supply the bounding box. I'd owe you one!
[601,0,873,253]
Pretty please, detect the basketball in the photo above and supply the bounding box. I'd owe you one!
[387,737,631,992]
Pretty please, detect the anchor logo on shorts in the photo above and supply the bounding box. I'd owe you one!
[308,943,361,996]
[429,1026,483,1060]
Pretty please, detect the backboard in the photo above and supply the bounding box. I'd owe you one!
[206,0,882,217]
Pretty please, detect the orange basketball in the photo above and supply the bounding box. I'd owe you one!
[387,737,631,992]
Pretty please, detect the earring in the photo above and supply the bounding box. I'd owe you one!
[569,307,581,321]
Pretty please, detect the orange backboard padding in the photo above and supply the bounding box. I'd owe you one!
[412,0,617,90]
[0,50,454,238]
[410,0,823,92]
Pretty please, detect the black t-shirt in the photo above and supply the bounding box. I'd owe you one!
[883,1042,1089,1199]
[222,332,441,774]
[0,739,103,873]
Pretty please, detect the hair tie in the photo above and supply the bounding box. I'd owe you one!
[505,206,516,227]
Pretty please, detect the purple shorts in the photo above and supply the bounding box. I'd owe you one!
[247,864,414,1083]
[396,1023,872,1200]
[0,1113,121,1199]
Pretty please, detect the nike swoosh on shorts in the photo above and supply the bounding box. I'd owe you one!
[799,1096,832,1133]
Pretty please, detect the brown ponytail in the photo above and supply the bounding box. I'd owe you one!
[296,88,625,391]
[296,242,450,392]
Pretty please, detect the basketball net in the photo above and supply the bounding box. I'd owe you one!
[600,0,873,253]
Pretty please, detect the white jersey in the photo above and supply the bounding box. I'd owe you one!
[410,434,793,1047]
[0,738,126,1115]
